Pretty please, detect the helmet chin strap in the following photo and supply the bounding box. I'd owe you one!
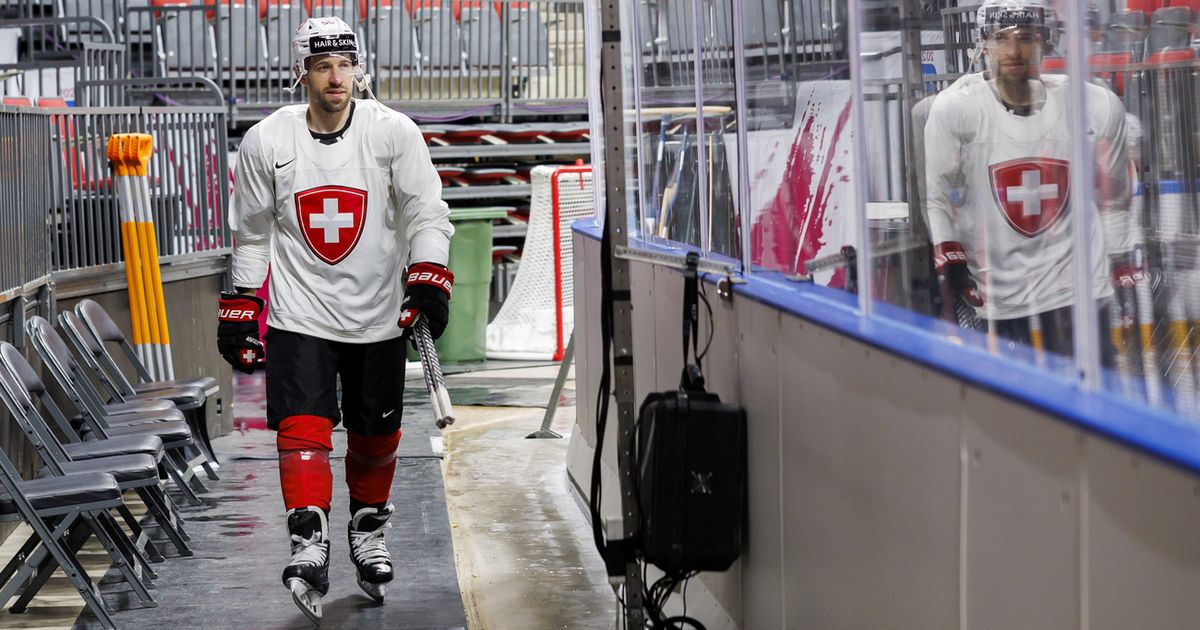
[286,72,304,95]
[353,69,376,101]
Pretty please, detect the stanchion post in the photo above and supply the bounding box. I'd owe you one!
[125,133,174,380]
[527,331,573,439]
[107,134,153,371]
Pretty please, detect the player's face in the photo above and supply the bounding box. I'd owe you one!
[984,28,1043,84]
[302,54,355,114]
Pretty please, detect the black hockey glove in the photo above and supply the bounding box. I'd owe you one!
[933,241,983,325]
[217,291,265,374]
[398,262,453,340]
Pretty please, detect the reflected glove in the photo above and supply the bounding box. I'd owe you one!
[933,241,983,322]
[398,262,453,340]
[217,292,265,374]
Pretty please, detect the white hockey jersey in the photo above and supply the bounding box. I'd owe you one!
[924,73,1127,320]
[230,99,454,343]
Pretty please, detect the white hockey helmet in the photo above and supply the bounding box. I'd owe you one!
[287,16,375,97]
[291,16,360,79]
[975,0,1059,50]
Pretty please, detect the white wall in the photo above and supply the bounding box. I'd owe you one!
[568,230,1200,629]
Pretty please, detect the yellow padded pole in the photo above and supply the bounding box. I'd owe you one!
[107,134,153,363]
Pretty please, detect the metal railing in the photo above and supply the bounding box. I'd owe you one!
[0,17,125,106]
[637,0,845,90]
[0,106,52,300]
[120,0,586,120]
[30,100,230,273]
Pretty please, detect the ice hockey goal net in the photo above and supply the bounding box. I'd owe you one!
[486,165,593,361]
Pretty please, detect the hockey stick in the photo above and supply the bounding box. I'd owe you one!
[412,317,455,429]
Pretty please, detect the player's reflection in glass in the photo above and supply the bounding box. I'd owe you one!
[923,0,1129,365]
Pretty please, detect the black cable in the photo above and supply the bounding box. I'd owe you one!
[590,215,615,564]
[695,273,715,363]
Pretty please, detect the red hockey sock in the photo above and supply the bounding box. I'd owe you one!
[345,430,401,507]
[277,415,335,512]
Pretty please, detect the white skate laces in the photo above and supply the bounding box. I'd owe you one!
[349,523,391,567]
[290,530,329,567]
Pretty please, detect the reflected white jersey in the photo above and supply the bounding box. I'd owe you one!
[229,99,453,343]
[924,72,1126,320]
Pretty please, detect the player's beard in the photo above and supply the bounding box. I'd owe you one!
[312,89,351,115]
[995,61,1032,90]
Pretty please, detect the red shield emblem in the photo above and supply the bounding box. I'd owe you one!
[295,185,367,265]
[989,158,1070,238]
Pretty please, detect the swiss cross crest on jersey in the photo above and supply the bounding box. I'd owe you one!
[295,185,367,265]
[989,157,1071,238]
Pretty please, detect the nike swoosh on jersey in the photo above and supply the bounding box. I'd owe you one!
[274,158,296,169]
[382,409,396,418]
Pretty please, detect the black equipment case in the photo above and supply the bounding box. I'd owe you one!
[636,253,746,574]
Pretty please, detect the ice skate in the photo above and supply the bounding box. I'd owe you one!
[282,507,330,624]
[348,504,395,602]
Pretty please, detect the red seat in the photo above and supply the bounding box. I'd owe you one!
[36,96,69,108]
[2,96,32,107]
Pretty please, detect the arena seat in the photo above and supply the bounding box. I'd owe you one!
[262,0,305,71]
[415,0,466,70]
[304,0,355,22]
[2,96,31,107]
[369,1,418,70]
[1147,5,1193,54]
[507,4,550,66]
[436,165,466,184]
[489,123,542,143]
[440,123,493,143]
[1105,10,1150,58]
[462,166,517,184]
[214,1,266,71]
[461,2,503,67]
[421,124,447,143]
[59,0,124,42]
[152,0,215,72]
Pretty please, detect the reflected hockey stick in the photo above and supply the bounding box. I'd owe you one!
[413,317,455,429]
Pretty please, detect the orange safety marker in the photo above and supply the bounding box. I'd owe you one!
[123,133,175,380]
[107,134,154,372]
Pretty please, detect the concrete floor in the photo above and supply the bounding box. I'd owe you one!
[0,362,615,629]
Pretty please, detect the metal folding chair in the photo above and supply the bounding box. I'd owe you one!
[73,301,217,404]
[75,299,221,454]
[0,355,163,583]
[0,343,192,558]
[0,426,154,627]
[60,309,221,481]
[26,316,210,506]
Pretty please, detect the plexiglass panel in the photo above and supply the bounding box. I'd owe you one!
[1091,1,1200,417]
[740,0,857,285]
[605,0,1199,422]
[854,0,1128,383]
[626,0,742,261]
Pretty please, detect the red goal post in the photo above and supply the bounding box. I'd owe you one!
[486,164,593,361]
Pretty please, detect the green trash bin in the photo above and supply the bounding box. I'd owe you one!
[409,206,510,364]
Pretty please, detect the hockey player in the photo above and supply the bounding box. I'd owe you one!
[924,0,1130,358]
[216,16,454,622]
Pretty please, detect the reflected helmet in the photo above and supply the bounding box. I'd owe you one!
[975,0,1058,49]
[291,16,360,79]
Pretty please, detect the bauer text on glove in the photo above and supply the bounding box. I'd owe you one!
[218,291,265,373]
[398,262,453,339]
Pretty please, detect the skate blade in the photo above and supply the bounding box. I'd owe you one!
[287,578,323,624]
[357,575,385,603]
